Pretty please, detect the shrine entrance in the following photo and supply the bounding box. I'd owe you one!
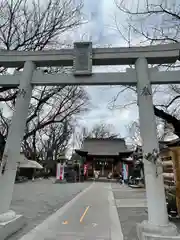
[0,42,180,239]
[93,158,111,177]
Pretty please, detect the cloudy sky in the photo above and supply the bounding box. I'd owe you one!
[72,0,139,141]
[70,0,180,147]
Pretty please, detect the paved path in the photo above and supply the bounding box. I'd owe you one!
[112,184,147,240]
[112,183,180,240]
[9,180,91,240]
[16,182,123,240]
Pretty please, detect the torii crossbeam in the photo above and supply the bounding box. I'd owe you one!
[0,42,180,240]
[0,42,179,67]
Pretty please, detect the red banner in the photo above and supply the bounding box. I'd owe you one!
[84,164,88,175]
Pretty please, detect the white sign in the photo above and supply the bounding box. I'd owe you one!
[73,42,92,76]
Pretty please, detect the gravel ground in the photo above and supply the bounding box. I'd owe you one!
[8,179,91,240]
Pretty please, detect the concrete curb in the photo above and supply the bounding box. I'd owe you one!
[17,183,94,240]
[108,184,124,240]
[0,214,25,240]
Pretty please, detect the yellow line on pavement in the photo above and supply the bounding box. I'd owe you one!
[62,220,68,225]
[80,206,90,223]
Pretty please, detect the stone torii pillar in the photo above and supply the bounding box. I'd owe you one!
[136,58,178,240]
[0,61,35,239]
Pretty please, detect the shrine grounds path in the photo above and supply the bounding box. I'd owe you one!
[8,180,180,240]
[9,181,123,240]
[8,179,92,240]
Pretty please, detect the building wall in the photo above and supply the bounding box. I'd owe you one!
[160,147,180,215]
[160,149,175,188]
[85,156,132,178]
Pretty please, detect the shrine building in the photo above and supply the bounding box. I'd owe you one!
[75,138,133,178]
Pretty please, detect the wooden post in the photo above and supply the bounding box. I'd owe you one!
[170,147,180,216]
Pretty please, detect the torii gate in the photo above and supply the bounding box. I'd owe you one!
[0,42,180,240]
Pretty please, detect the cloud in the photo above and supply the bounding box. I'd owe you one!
[68,0,174,154]
[73,0,170,140]
[77,84,138,138]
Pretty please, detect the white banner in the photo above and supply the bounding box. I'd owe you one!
[56,163,64,180]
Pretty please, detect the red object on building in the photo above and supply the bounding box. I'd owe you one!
[84,164,88,175]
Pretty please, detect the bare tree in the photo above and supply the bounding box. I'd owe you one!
[18,84,88,159]
[115,0,180,46]
[33,120,73,161]
[112,0,180,139]
[0,0,88,158]
[82,123,119,139]
[0,0,82,52]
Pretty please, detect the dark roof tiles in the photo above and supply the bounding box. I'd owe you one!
[76,138,131,156]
